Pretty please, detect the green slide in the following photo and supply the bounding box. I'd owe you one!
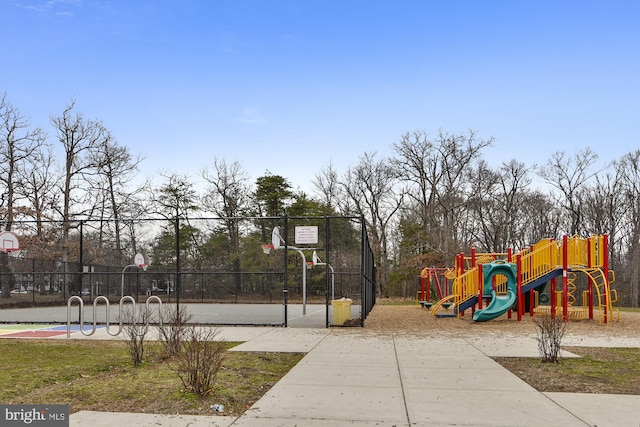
[473,289,517,322]
[472,261,518,322]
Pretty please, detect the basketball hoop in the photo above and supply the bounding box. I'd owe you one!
[0,231,20,254]
[1,247,21,255]
[261,244,274,254]
[306,261,314,270]
[139,264,149,272]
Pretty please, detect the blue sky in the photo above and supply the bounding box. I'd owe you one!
[1,0,638,193]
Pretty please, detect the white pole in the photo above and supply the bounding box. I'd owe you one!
[329,265,335,301]
[121,264,138,297]
[291,248,307,315]
[272,227,308,316]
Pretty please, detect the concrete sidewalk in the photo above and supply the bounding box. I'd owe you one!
[66,326,640,427]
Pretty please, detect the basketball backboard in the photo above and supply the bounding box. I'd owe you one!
[134,253,148,270]
[271,226,285,249]
[0,231,20,253]
[134,253,145,266]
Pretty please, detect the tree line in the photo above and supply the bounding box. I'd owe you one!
[1,93,638,306]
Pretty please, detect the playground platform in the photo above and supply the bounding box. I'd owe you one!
[2,323,638,426]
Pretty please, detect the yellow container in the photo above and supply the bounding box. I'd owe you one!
[331,298,352,325]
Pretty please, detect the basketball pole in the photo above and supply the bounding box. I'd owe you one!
[121,264,141,297]
[272,226,309,316]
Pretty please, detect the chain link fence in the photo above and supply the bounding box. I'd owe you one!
[0,216,376,326]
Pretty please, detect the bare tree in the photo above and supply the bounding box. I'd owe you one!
[538,148,600,236]
[202,158,252,294]
[579,170,621,235]
[392,129,493,259]
[50,100,111,283]
[0,93,48,297]
[16,144,59,235]
[202,158,252,219]
[342,152,403,294]
[51,100,108,222]
[466,161,501,251]
[15,144,62,291]
[151,173,201,238]
[579,163,627,288]
[86,131,143,255]
[312,161,342,211]
[0,93,47,228]
[467,160,533,252]
[616,150,640,307]
[519,190,563,247]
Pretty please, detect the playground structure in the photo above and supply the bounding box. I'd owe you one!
[417,267,455,306]
[423,234,619,324]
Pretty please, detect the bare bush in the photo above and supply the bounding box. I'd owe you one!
[157,304,192,358]
[170,327,227,395]
[121,305,152,366]
[534,316,568,363]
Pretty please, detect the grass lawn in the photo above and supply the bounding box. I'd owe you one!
[0,339,303,416]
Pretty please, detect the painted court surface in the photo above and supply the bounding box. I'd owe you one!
[0,324,100,338]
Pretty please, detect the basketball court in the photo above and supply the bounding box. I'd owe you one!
[0,217,375,332]
[0,302,363,333]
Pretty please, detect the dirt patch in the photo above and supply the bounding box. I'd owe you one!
[365,303,640,337]
[496,347,640,395]
[364,303,640,394]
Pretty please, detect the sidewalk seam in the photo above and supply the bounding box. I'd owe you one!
[539,392,593,426]
[465,337,593,427]
[392,332,412,426]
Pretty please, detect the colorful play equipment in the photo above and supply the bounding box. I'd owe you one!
[417,267,455,307]
[425,235,618,324]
